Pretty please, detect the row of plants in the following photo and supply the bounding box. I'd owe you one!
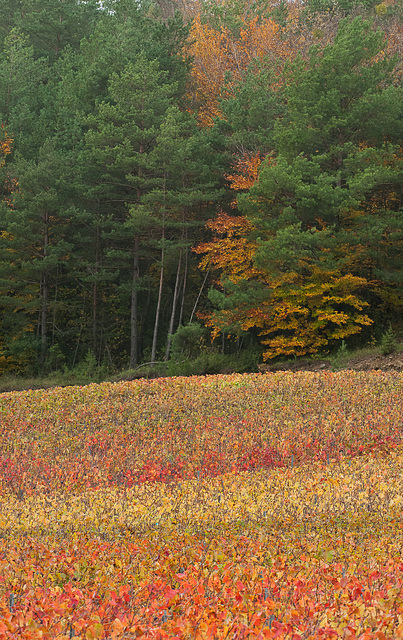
[1,371,403,637]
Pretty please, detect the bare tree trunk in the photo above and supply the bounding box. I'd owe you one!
[40,211,49,365]
[51,265,58,347]
[151,199,166,365]
[41,272,48,365]
[335,133,344,231]
[189,268,209,324]
[178,247,188,327]
[92,280,97,354]
[92,210,100,355]
[151,256,164,365]
[165,250,182,360]
[151,171,168,366]
[130,233,140,368]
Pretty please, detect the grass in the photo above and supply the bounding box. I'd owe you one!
[0,339,401,394]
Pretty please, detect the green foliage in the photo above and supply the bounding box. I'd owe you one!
[1,332,40,375]
[205,17,403,359]
[169,323,206,360]
[67,350,111,383]
[0,0,402,378]
[301,0,383,16]
[380,325,398,356]
[45,344,66,374]
[166,348,261,377]
[331,339,350,371]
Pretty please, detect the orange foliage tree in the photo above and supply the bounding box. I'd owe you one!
[187,9,291,125]
[0,125,13,184]
[195,213,372,359]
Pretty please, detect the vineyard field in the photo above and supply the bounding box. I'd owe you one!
[0,371,403,639]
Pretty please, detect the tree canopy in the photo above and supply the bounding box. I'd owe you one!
[0,0,402,374]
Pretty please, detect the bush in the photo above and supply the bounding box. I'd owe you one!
[69,350,110,383]
[169,323,206,360]
[380,325,398,356]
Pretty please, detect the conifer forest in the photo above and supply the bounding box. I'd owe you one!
[0,0,402,376]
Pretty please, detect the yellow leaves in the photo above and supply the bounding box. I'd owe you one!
[110,618,125,640]
[375,3,388,16]
[2,373,403,637]
[86,623,104,640]
[257,270,372,359]
[197,221,373,357]
[0,128,13,169]
[27,619,38,632]
[5,445,403,541]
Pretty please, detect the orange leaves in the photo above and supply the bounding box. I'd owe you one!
[0,126,12,168]
[226,152,264,191]
[0,125,16,205]
[194,211,262,282]
[187,13,285,125]
[206,211,252,237]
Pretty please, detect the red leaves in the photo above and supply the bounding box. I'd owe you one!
[1,372,402,494]
[3,531,403,638]
[1,373,403,637]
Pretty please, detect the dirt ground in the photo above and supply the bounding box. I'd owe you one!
[259,350,403,373]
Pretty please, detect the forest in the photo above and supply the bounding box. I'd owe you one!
[0,0,402,377]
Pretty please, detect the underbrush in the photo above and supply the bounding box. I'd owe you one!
[1,329,401,393]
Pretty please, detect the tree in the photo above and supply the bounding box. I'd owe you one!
[0,29,51,159]
[83,57,177,368]
[0,126,19,373]
[198,17,402,358]
[7,0,99,61]
[1,140,75,368]
[187,9,287,125]
[141,106,225,362]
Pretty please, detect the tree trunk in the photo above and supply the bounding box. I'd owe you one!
[178,248,188,327]
[92,211,100,355]
[92,280,97,354]
[40,211,49,365]
[41,272,48,365]
[165,250,182,360]
[130,233,140,368]
[51,268,58,347]
[189,268,209,324]
[151,262,164,365]
[151,231,165,366]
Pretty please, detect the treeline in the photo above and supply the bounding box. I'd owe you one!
[0,0,402,376]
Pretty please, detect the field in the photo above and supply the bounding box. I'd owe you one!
[1,371,403,639]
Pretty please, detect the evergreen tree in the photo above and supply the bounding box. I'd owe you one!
[0,140,76,369]
[82,57,176,367]
[5,0,100,61]
[247,18,402,296]
[0,30,51,159]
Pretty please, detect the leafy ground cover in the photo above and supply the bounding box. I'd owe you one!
[0,371,403,639]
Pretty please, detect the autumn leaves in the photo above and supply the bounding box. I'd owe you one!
[1,372,403,637]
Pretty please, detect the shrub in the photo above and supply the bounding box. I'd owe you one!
[380,325,398,356]
[169,323,206,360]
